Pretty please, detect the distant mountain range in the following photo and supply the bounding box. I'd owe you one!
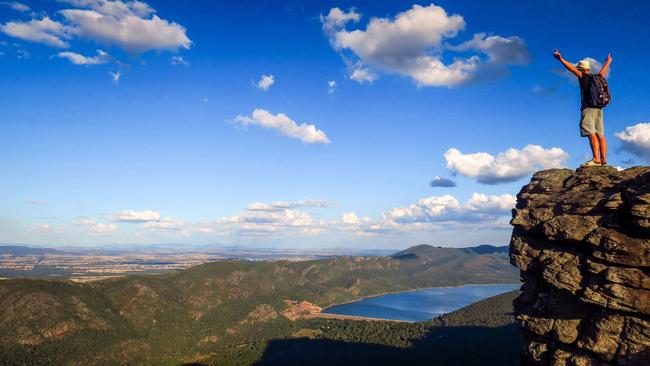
[0,243,506,257]
[0,245,64,256]
[0,244,518,365]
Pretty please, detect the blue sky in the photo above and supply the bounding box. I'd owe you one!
[1,0,649,249]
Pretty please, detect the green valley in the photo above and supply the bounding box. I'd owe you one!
[0,244,520,365]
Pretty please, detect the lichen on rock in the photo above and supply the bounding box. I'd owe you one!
[510,166,650,366]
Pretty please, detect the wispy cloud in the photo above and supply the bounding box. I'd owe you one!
[327,80,337,94]
[234,108,330,144]
[109,210,160,223]
[320,7,360,33]
[246,200,333,212]
[170,55,189,66]
[532,85,557,94]
[0,1,30,13]
[349,63,376,84]
[16,48,30,59]
[109,70,121,83]
[55,49,111,65]
[28,224,66,234]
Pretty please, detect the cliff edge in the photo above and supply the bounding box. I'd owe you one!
[510,166,650,365]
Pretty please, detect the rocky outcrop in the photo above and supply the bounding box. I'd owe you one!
[280,300,322,320]
[510,167,650,366]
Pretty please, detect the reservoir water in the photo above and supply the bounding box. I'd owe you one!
[322,283,520,322]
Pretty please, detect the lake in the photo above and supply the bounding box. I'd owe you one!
[322,283,520,322]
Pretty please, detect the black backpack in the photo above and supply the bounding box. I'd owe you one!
[584,74,611,108]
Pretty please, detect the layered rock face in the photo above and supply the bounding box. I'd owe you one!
[510,167,650,365]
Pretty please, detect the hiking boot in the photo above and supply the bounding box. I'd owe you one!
[581,159,601,167]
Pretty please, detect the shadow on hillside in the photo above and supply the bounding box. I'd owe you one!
[252,324,522,366]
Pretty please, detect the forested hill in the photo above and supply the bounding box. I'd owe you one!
[0,244,519,365]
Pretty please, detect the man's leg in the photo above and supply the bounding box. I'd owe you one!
[597,134,607,164]
[595,109,606,164]
[581,109,602,164]
[588,134,601,163]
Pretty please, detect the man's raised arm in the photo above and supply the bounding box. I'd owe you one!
[553,49,583,78]
[599,53,613,77]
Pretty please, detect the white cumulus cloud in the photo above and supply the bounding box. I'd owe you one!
[144,217,185,232]
[109,209,160,222]
[59,0,191,54]
[466,193,516,213]
[444,144,569,184]
[55,49,111,65]
[216,204,321,236]
[1,1,191,55]
[75,218,118,235]
[322,4,529,87]
[383,195,461,224]
[88,222,117,235]
[186,199,337,238]
[615,123,650,161]
[256,74,274,91]
[0,16,70,47]
[341,212,360,224]
[234,108,330,144]
[380,193,515,227]
[335,193,515,236]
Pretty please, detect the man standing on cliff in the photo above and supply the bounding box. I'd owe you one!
[553,49,613,166]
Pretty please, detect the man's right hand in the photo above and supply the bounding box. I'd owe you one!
[554,49,582,77]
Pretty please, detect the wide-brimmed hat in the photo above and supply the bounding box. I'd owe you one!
[576,60,590,70]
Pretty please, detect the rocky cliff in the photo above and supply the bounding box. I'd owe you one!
[510,166,650,365]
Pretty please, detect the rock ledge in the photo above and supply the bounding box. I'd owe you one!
[510,166,650,365]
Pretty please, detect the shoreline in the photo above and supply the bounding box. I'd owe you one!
[310,312,410,323]
[321,282,521,309]
[318,282,520,321]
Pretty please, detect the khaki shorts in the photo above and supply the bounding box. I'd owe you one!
[580,108,604,137]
